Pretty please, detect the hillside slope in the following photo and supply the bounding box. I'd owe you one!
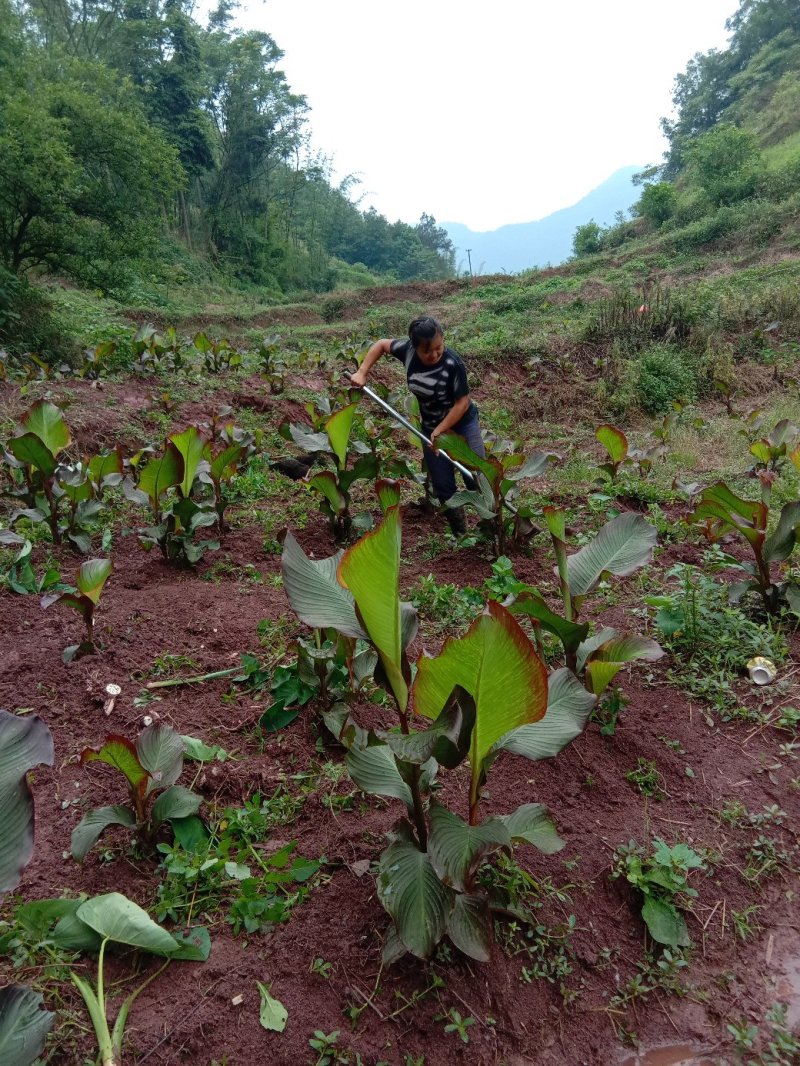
[443,166,642,273]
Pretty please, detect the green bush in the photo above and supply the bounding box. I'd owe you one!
[572,220,603,258]
[636,346,697,413]
[638,182,677,227]
[0,274,77,364]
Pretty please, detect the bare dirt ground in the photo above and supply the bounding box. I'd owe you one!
[1,366,799,1066]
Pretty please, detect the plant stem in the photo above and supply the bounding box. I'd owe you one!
[409,764,428,850]
[146,665,242,690]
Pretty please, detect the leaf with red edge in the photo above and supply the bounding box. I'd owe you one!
[80,736,148,797]
[413,600,547,814]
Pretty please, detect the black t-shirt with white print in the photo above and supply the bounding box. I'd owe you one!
[389,339,475,431]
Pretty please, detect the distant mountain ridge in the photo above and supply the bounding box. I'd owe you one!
[443,166,643,274]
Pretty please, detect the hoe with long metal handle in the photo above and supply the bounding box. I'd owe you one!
[356,382,519,518]
[358,384,475,479]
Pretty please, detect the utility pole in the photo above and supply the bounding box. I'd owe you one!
[466,249,473,277]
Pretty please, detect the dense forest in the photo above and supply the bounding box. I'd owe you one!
[573,0,800,256]
[0,0,455,305]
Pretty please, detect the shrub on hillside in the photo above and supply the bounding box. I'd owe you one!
[638,182,678,227]
[0,270,77,364]
[572,220,604,258]
[637,346,697,413]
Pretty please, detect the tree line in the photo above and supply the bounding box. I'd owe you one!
[0,0,455,299]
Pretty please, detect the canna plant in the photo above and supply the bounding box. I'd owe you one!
[504,509,663,694]
[72,723,202,861]
[0,708,56,1064]
[124,427,219,564]
[595,424,665,484]
[200,423,256,532]
[0,532,64,596]
[280,402,378,541]
[745,419,799,504]
[281,505,596,962]
[42,558,112,662]
[193,331,241,373]
[10,892,209,1066]
[132,323,185,371]
[595,424,632,482]
[4,401,121,551]
[435,433,558,555]
[77,340,117,380]
[257,334,286,392]
[5,400,71,544]
[689,482,800,616]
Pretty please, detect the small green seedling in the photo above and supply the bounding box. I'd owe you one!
[612,839,705,948]
[42,557,112,662]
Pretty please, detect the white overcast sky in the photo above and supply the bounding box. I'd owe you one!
[212,0,740,231]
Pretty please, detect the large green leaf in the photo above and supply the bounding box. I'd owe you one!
[496,667,596,761]
[596,424,628,464]
[151,785,201,827]
[502,450,558,482]
[71,805,137,862]
[75,893,180,956]
[308,471,346,512]
[88,448,124,489]
[0,985,54,1066]
[20,400,70,455]
[437,432,501,487]
[339,452,379,493]
[641,896,689,948]
[281,533,363,638]
[325,403,358,467]
[497,803,563,853]
[379,689,473,769]
[377,840,453,959]
[446,893,493,962]
[689,483,767,549]
[447,480,497,520]
[413,601,547,809]
[0,711,54,894]
[583,634,664,696]
[75,558,112,604]
[338,506,410,711]
[169,427,208,498]
[566,513,658,597]
[80,737,147,796]
[504,589,589,655]
[7,434,57,476]
[206,442,243,483]
[45,591,93,626]
[427,801,511,892]
[346,743,413,808]
[136,724,185,797]
[137,443,183,511]
[763,501,800,564]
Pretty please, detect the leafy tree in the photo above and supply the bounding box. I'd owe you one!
[0,56,183,280]
[687,123,761,205]
[572,220,603,258]
[637,182,677,227]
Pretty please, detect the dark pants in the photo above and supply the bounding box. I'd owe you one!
[423,409,486,503]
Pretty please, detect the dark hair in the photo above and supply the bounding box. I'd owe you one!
[408,316,443,347]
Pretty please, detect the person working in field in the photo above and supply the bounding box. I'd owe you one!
[350,315,485,536]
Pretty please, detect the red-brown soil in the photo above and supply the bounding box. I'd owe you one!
[1,369,799,1066]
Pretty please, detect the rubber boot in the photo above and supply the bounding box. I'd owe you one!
[446,506,467,537]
